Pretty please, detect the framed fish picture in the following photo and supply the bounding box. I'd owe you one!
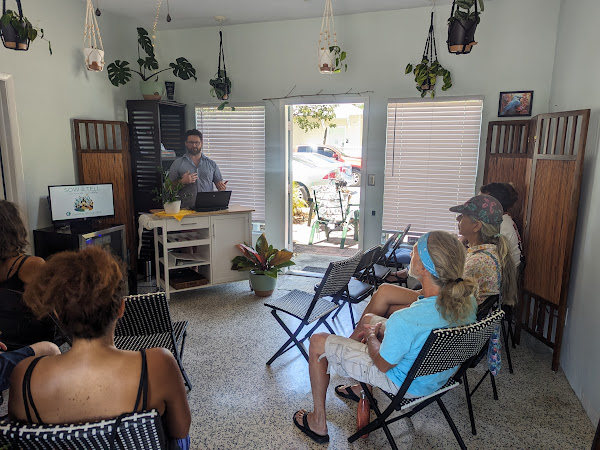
[498,91,534,117]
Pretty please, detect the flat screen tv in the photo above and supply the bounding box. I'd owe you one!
[48,184,115,224]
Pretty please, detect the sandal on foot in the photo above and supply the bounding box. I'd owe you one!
[293,410,329,444]
[335,385,378,409]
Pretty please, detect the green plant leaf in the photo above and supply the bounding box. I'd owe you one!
[405,63,413,74]
[0,13,11,25]
[137,27,154,57]
[340,51,346,61]
[170,57,197,81]
[478,0,485,12]
[141,56,159,71]
[431,90,435,98]
[421,90,426,98]
[107,60,132,86]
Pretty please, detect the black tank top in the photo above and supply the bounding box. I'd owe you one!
[22,349,149,424]
[0,255,29,292]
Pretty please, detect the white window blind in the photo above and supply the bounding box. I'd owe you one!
[195,105,266,222]
[383,98,483,235]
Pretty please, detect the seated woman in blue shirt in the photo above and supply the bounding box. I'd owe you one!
[293,231,477,444]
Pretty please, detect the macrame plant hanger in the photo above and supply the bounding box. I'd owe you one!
[317,0,336,73]
[422,12,437,90]
[217,29,229,100]
[83,0,105,71]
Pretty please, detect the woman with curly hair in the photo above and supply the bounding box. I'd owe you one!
[9,247,191,449]
[293,231,477,443]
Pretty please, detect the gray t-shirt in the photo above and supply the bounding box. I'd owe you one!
[169,153,223,208]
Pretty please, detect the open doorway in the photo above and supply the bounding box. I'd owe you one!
[288,102,364,262]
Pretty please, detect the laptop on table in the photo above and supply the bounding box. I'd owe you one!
[194,191,232,212]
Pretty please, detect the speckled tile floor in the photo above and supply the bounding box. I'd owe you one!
[2,252,594,449]
[158,253,595,449]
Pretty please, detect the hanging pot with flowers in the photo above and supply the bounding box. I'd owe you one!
[405,12,452,98]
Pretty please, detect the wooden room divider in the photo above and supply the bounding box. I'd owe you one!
[73,119,136,269]
[483,109,590,370]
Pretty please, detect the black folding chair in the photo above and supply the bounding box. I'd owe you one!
[383,223,412,272]
[349,310,504,450]
[371,232,400,288]
[462,294,501,435]
[329,246,381,328]
[115,292,191,390]
[264,251,363,365]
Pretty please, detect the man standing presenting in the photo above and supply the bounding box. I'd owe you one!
[169,129,227,208]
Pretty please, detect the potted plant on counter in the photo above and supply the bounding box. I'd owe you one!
[447,0,484,54]
[231,234,295,297]
[152,169,186,214]
[107,27,196,99]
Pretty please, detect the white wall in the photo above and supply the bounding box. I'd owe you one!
[154,0,560,249]
[0,0,138,230]
[549,0,600,425]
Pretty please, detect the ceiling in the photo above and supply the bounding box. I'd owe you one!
[85,0,455,30]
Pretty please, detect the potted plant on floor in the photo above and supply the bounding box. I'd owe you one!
[231,234,295,297]
[106,27,196,99]
[447,0,484,54]
[152,169,186,214]
[0,1,52,54]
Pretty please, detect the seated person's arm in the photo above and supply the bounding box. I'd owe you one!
[18,256,45,285]
[364,322,396,373]
[148,348,191,439]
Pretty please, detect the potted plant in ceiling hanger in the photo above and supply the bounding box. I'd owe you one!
[447,0,484,54]
[83,0,104,71]
[106,27,197,100]
[209,29,234,110]
[0,0,52,54]
[405,12,452,98]
[318,0,348,74]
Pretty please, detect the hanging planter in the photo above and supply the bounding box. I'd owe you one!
[447,0,483,55]
[317,0,348,74]
[405,12,452,98]
[0,0,51,53]
[209,29,233,110]
[83,0,104,71]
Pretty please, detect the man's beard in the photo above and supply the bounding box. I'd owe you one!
[188,148,201,155]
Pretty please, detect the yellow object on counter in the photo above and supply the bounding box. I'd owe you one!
[153,209,195,221]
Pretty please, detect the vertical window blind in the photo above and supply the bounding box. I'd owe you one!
[382,98,484,235]
[195,105,266,222]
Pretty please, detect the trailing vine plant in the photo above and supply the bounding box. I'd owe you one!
[405,12,452,98]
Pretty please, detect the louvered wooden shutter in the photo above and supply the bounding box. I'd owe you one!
[195,105,266,222]
[383,98,484,235]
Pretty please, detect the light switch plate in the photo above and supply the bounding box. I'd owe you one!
[368,174,375,186]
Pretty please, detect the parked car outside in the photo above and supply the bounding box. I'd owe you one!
[292,152,353,201]
[294,144,362,186]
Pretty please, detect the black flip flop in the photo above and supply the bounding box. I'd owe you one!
[335,385,378,409]
[293,410,329,444]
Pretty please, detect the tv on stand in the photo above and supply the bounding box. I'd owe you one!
[48,183,115,231]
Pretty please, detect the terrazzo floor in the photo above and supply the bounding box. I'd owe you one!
[158,252,595,449]
[2,252,593,449]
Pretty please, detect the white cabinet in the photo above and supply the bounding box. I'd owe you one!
[150,207,253,299]
[211,214,252,284]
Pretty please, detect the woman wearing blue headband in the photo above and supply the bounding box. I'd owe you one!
[293,231,477,444]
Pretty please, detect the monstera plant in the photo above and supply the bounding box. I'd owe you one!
[107,27,196,99]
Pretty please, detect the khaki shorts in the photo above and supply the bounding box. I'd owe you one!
[322,334,400,394]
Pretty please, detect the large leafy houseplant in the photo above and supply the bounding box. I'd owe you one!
[447,0,484,54]
[0,7,51,54]
[107,27,196,87]
[231,234,295,279]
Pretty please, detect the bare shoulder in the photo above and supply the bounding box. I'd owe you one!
[145,348,179,374]
[19,256,46,284]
